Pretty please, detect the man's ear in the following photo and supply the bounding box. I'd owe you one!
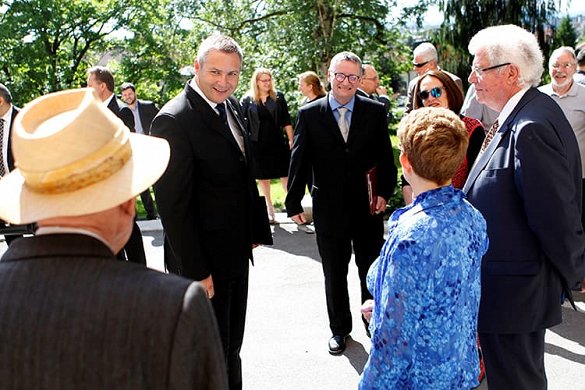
[119,198,136,217]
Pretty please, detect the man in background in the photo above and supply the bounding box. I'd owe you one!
[574,49,585,85]
[87,66,146,265]
[405,42,463,113]
[0,87,227,389]
[0,83,30,245]
[539,46,585,292]
[358,64,391,124]
[121,82,159,220]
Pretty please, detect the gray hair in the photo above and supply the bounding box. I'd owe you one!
[549,46,576,67]
[468,24,544,88]
[328,51,363,75]
[196,34,243,68]
[413,42,438,63]
[0,83,12,104]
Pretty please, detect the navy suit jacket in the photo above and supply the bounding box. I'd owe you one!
[107,96,135,131]
[286,93,397,236]
[0,234,227,389]
[151,83,271,281]
[463,88,585,333]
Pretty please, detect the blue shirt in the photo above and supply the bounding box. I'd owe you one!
[328,94,355,125]
[359,186,488,389]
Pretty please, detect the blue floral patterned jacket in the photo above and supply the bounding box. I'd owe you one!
[359,186,488,389]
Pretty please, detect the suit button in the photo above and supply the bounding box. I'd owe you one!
[345,148,349,153]
[240,156,245,162]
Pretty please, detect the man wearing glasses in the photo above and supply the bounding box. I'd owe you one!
[286,51,397,355]
[463,25,585,388]
[405,42,463,113]
[539,46,585,293]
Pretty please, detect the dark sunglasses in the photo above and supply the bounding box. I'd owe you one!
[418,87,443,100]
[413,60,430,68]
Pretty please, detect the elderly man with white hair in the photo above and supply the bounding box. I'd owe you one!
[463,25,585,388]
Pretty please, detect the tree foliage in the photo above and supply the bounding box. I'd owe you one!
[431,0,563,88]
[555,14,578,48]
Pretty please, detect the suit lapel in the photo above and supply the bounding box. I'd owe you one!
[321,94,347,144]
[184,85,246,159]
[463,88,537,193]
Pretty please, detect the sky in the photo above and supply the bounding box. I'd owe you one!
[398,0,585,28]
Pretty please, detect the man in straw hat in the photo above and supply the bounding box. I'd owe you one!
[151,33,272,390]
[0,88,228,389]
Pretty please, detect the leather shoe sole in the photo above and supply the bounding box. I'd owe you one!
[328,335,347,355]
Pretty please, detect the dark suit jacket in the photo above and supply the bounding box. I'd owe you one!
[151,83,271,281]
[107,95,135,131]
[6,106,18,171]
[286,93,397,236]
[240,91,291,141]
[356,89,391,125]
[463,88,585,334]
[137,100,159,135]
[0,234,228,389]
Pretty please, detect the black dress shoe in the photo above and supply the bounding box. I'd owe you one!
[328,335,347,355]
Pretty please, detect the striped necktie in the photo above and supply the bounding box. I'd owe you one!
[0,118,5,177]
[480,119,499,153]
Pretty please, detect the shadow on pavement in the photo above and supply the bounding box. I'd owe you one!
[343,337,369,375]
[545,293,585,364]
[270,222,321,262]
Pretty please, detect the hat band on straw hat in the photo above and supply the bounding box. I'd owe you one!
[18,131,132,195]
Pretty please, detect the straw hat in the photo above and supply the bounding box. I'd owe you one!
[0,88,170,224]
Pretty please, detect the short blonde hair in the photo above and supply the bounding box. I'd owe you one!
[398,107,468,184]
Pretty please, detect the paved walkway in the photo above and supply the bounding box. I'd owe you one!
[2,215,584,389]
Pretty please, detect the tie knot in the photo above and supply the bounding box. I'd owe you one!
[338,106,348,116]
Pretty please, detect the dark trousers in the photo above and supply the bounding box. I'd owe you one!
[480,330,547,389]
[211,269,249,390]
[316,226,383,336]
[140,188,157,219]
[116,221,146,265]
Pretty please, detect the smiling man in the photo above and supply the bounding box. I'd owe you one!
[286,51,397,354]
[464,26,585,388]
[150,34,271,390]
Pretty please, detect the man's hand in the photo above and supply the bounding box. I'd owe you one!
[361,299,375,323]
[291,213,306,225]
[200,274,214,299]
[376,86,388,96]
[374,196,387,214]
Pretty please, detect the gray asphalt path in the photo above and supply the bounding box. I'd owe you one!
[2,216,584,389]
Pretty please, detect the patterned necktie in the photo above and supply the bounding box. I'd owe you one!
[480,119,499,153]
[0,118,5,177]
[216,102,228,126]
[338,106,349,142]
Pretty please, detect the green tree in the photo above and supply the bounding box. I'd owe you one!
[430,0,563,88]
[0,0,151,104]
[555,15,577,48]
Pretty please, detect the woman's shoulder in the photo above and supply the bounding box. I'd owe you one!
[460,115,483,132]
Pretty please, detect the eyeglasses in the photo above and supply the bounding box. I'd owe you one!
[413,60,430,68]
[418,86,443,100]
[552,62,575,69]
[258,78,272,83]
[333,73,360,83]
[470,62,511,77]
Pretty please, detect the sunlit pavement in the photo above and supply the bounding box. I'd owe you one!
[1,215,583,389]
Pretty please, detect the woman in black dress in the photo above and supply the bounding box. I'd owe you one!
[241,68,293,223]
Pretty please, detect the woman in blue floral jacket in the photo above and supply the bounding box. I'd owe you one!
[359,107,489,389]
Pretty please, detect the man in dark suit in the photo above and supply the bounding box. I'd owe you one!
[87,66,147,265]
[463,24,585,388]
[358,64,391,124]
[121,82,159,220]
[0,83,31,245]
[151,34,271,390]
[286,51,397,354]
[0,87,228,389]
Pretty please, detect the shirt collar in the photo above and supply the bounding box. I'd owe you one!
[328,93,356,112]
[1,104,13,122]
[497,87,530,129]
[103,93,115,107]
